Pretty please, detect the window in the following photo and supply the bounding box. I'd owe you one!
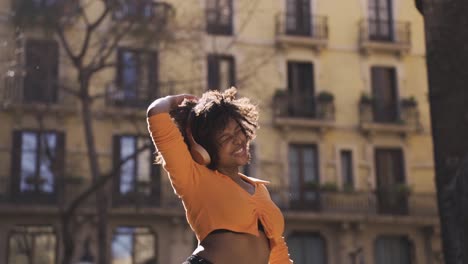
[8,226,56,264]
[286,0,312,36]
[113,135,160,206]
[207,54,235,91]
[287,232,327,264]
[206,0,233,35]
[287,62,315,117]
[31,0,60,8]
[340,150,354,191]
[112,227,157,264]
[375,236,412,264]
[371,66,398,123]
[11,131,64,204]
[374,148,407,214]
[368,0,394,41]
[114,0,154,20]
[24,39,59,103]
[116,48,158,107]
[289,144,320,210]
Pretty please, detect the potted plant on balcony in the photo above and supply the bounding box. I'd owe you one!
[400,96,419,128]
[316,91,335,120]
[359,92,373,123]
[394,183,412,196]
[273,89,288,116]
[320,182,338,192]
[304,181,320,191]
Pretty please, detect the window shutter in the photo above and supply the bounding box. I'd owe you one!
[11,131,23,199]
[207,55,219,90]
[229,56,236,88]
[112,135,122,198]
[55,132,65,201]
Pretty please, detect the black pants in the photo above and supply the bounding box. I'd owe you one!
[182,255,213,264]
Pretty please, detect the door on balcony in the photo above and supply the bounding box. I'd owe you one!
[374,148,408,215]
[368,0,394,41]
[289,144,320,210]
[286,0,312,36]
[371,67,398,123]
[24,39,59,103]
[287,62,315,118]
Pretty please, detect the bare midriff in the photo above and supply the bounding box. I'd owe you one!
[194,229,270,264]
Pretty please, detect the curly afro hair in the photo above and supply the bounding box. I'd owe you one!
[164,87,259,170]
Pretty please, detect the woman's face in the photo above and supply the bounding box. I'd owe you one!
[215,118,250,170]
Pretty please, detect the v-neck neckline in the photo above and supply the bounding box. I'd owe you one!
[217,171,257,196]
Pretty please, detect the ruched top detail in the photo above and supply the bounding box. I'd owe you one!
[147,113,292,264]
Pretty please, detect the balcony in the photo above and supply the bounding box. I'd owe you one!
[275,13,328,51]
[1,73,76,115]
[359,19,411,56]
[269,186,439,221]
[272,90,335,130]
[358,96,420,136]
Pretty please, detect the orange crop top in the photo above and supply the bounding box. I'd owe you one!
[147,113,293,264]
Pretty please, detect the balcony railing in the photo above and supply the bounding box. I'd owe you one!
[359,98,420,134]
[1,73,76,112]
[359,19,411,55]
[273,91,335,128]
[275,13,328,49]
[269,186,438,218]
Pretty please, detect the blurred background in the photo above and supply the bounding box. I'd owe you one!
[0,0,442,263]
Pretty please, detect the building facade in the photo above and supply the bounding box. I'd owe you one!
[0,0,442,263]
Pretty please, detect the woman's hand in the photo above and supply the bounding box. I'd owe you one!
[147,94,198,117]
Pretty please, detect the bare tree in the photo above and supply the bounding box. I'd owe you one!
[415,1,468,263]
[2,0,274,263]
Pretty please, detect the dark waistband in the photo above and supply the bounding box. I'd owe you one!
[183,254,213,264]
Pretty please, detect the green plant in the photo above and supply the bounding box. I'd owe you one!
[320,182,338,192]
[342,183,355,193]
[304,181,320,190]
[273,89,287,98]
[316,91,334,103]
[359,92,373,104]
[394,183,412,194]
[401,96,418,107]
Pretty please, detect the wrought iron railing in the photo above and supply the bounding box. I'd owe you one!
[268,186,438,217]
[359,19,411,45]
[273,91,335,120]
[276,13,328,40]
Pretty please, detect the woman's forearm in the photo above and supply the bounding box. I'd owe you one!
[147,94,197,117]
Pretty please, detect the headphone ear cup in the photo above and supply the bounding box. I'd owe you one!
[189,142,211,165]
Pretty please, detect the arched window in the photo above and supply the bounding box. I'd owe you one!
[374,235,413,264]
[287,232,327,264]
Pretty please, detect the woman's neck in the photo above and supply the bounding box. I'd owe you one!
[217,167,240,180]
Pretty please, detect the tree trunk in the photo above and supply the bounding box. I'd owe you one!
[80,77,109,264]
[417,1,468,263]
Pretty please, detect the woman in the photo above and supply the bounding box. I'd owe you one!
[147,88,293,264]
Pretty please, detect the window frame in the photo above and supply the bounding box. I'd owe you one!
[111,225,158,264]
[207,54,236,91]
[287,61,316,118]
[112,134,161,206]
[115,47,158,107]
[11,130,65,204]
[288,143,321,210]
[205,0,234,35]
[24,39,59,104]
[287,232,328,264]
[7,225,58,264]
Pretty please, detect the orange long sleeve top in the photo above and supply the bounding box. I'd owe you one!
[147,113,293,264]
